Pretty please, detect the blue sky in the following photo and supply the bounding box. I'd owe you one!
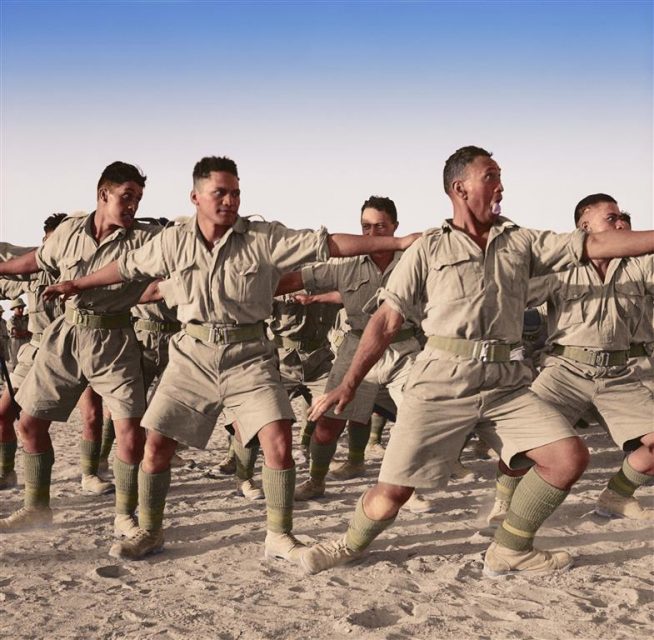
[1,0,652,243]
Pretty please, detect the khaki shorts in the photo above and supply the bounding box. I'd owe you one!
[15,316,146,422]
[10,340,39,389]
[323,333,419,424]
[278,345,333,402]
[378,347,576,489]
[143,333,294,448]
[531,355,654,449]
[631,355,654,394]
[135,329,174,394]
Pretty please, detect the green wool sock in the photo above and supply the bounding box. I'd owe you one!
[233,438,259,481]
[309,439,338,484]
[368,414,387,445]
[113,457,139,516]
[495,468,523,503]
[607,458,652,498]
[494,468,568,552]
[23,450,53,509]
[138,466,171,532]
[79,438,101,476]
[99,417,115,461]
[300,421,316,448]
[262,465,295,533]
[0,441,17,476]
[345,493,397,552]
[348,422,370,464]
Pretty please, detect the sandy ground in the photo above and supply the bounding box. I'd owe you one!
[0,402,652,640]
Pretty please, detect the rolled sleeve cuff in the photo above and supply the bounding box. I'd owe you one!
[375,288,409,321]
[314,226,330,263]
[570,228,587,265]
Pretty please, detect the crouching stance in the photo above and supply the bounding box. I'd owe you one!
[302,146,654,577]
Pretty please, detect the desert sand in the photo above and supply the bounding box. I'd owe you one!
[0,400,652,640]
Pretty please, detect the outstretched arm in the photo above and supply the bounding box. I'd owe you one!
[327,233,420,257]
[275,271,304,295]
[43,261,123,301]
[585,230,654,260]
[138,280,163,304]
[309,303,404,421]
[0,250,39,277]
[293,291,343,305]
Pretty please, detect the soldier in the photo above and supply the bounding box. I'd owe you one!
[223,290,341,501]
[277,196,423,505]
[42,155,419,562]
[0,306,8,364]
[301,146,654,577]
[7,299,30,370]
[98,286,183,474]
[0,161,158,546]
[527,196,653,520]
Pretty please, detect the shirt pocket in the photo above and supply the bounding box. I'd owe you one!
[161,261,195,308]
[224,259,262,302]
[614,281,644,325]
[558,289,586,326]
[429,256,480,301]
[58,256,85,281]
[342,275,372,309]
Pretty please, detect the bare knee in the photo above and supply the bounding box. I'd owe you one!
[529,437,589,489]
[258,420,293,469]
[142,432,177,473]
[313,416,345,445]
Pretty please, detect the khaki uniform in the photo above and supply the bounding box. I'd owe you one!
[270,294,339,402]
[375,217,586,488]
[629,295,654,393]
[117,215,329,447]
[131,300,180,395]
[7,312,30,371]
[302,253,421,423]
[528,257,654,449]
[0,273,62,387]
[15,214,158,421]
[0,317,9,362]
[0,243,36,262]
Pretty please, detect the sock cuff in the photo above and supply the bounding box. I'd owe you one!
[345,493,396,552]
[622,457,651,487]
[262,465,295,508]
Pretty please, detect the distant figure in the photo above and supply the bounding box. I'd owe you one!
[7,299,30,371]
[0,306,8,363]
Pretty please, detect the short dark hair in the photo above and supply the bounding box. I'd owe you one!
[193,156,239,185]
[43,213,67,234]
[360,196,398,224]
[574,193,617,225]
[443,146,492,195]
[97,162,146,192]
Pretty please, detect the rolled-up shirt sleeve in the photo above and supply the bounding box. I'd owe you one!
[269,223,330,273]
[376,236,429,321]
[528,228,586,277]
[301,260,339,294]
[117,232,170,281]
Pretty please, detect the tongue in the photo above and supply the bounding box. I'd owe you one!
[491,202,502,216]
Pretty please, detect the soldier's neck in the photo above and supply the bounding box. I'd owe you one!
[590,258,610,281]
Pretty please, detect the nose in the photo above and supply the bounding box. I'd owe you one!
[615,220,627,230]
[497,179,504,193]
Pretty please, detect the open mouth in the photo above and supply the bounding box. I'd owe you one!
[491,201,502,216]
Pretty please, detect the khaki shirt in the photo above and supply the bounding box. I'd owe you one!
[527,256,654,350]
[0,273,61,336]
[118,215,329,325]
[302,252,418,332]
[131,300,179,324]
[378,217,586,342]
[632,294,653,345]
[37,213,160,314]
[8,313,30,339]
[0,242,36,261]
[270,294,340,343]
